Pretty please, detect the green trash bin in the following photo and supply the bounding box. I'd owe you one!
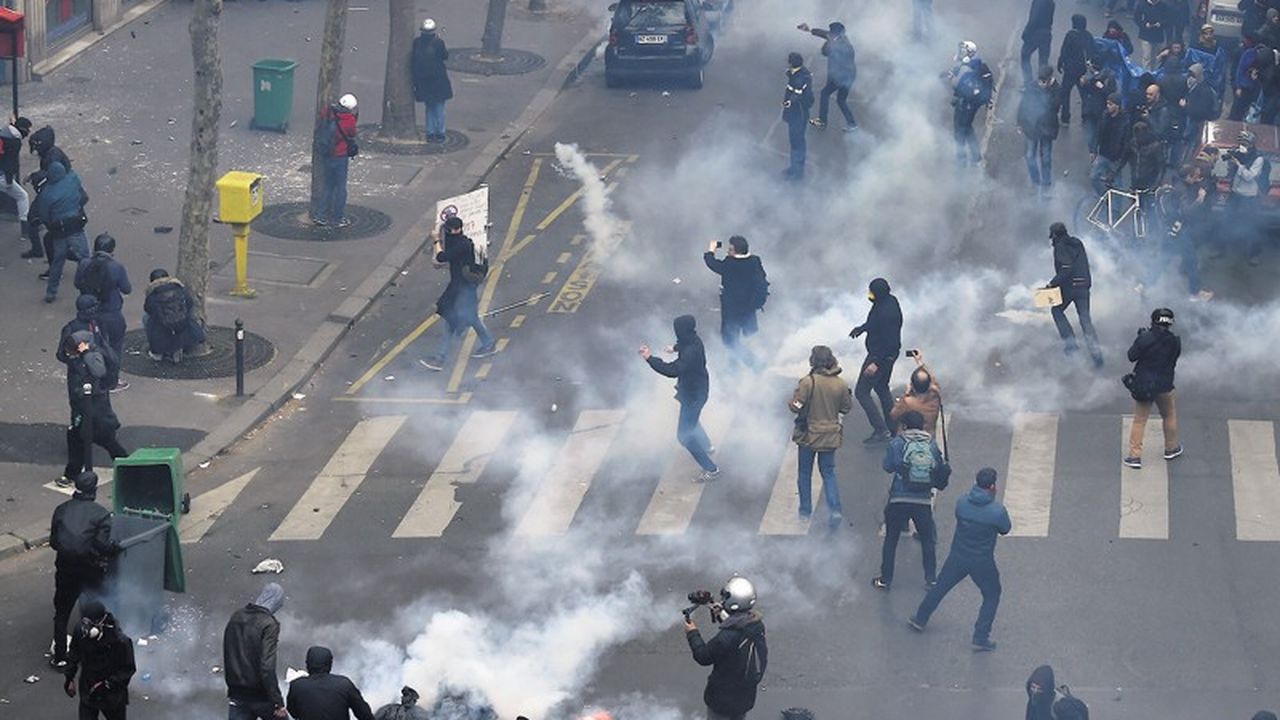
[251,58,299,133]
[113,448,187,593]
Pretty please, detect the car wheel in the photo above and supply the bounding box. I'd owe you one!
[703,35,715,64]
[688,67,704,90]
[606,70,621,89]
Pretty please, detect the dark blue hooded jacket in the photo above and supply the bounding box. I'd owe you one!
[30,161,87,227]
[76,251,132,313]
[646,315,709,404]
[949,485,1012,562]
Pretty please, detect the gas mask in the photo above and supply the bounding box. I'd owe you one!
[82,616,109,641]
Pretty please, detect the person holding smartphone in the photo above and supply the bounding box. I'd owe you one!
[703,236,768,371]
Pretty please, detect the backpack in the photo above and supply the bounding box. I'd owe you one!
[79,256,113,301]
[1257,156,1272,196]
[1051,686,1090,720]
[313,114,339,156]
[751,262,770,310]
[461,256,489,284]
[957,61,994,105]
[739,633,765,684]
[902,436,937,491]
[156,286,191,330]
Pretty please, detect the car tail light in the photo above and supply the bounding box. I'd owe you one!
[684,25,697,44]
[608,30,618,47]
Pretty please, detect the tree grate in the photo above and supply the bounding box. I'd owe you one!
[120,326,276,380]
[254,202,392,241]
[445,48,547,76]
[355,125,470,156]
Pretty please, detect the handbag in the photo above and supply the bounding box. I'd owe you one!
[1122,372,1155,402]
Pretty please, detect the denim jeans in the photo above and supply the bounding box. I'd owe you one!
[912,0,933,39]
[425,100,447,137]
[319,155,349,223]
[1083,114,1100,154]
[433,286,495,362]
[911,554,1002,643]
[796,446,841,518]
[879,502,937,584]
[46,230,90,300]
[720,311,759,370]
[227,699,278,720]
[1024,137,1053,188]
[1089,154,1122,195]
[1051,288,1102,363]
[677,398,717,473]
[1168,229,1202,294]
[818,80,856,126]
[854,354,895,434]
[953,101,980,165]
[785,111,807,177]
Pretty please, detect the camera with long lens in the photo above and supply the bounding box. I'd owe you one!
[682,589,725,624]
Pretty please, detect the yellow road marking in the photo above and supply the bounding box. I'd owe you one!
[570,234,586,246]
[541,271,559,284]
[510,314,526,328]
[332,393,473,405]
[345,315,440,395]
[534,158,625,231]
[503,234,538,261]
[548,247,604,314]
[475,363,493,380]
[496,337,510,351]
[556,252,572,264]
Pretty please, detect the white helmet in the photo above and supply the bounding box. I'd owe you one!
[720,575,756,613]
[338,93,358,110]
[957,40,978,63]
[422,18,436,32]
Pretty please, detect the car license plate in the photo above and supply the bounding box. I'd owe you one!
[636,34,667,44]
[1211,12,1241,25]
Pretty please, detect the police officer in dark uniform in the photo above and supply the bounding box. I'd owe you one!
[782,52,813,181]
[49,471,116,669]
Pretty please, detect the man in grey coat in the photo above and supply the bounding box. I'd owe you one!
[798,21,858,131]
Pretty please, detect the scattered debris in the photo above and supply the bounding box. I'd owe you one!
[211,666,222,674]
[251,558,285,575]
[383,375,395,382]
[137,638,148,646]
[130,140,143,146]
[672,277,681,284]
[661,91,670,97]
[291,392,306,400]
[141,673,152,682]
[198,461,211,469]
[154,226,173,234]
[229,120,238,128]
[23,676,38,684]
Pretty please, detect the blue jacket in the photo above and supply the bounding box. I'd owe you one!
[948,485,1011,562]
[30,161,86,225]
[823,33,857,87]
[882,431,943,505]
[75,252,132,313]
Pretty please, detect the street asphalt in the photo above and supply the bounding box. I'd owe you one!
[2,0,1279,719]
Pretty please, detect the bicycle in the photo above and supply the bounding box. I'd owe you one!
[1073,183,1174,242]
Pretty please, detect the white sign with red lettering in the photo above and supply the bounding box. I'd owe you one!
[436,185,489,254]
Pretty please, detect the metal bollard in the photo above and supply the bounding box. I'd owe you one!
[235,319,245,397]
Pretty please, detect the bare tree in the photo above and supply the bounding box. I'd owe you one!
[309,0,349,218]
[529,0,548,11]
[378,0,417,142]
[176,0,223,346]
[481,0,511,58]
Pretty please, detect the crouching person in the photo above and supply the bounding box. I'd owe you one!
[143,269,205,363]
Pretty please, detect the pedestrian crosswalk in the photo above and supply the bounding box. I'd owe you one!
[212,408,1280,546]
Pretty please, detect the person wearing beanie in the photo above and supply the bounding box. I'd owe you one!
[641,315,720,483]
[49,471,117,669]
[63,599,136,719]
[75,233,132,391]
[909,468,1011,651]
[849,277,903,444]
[59,328,130,486]
[373,687,429,720]
[224,583,287,720]
[287,646,376,720]
[411,18,453,143]
[1045,221,1104,368]
[789,345,854,529]
[796,20,858,131]
[419,213,496,371]
[1123,308,1183,468]
[1056,14,1094,125]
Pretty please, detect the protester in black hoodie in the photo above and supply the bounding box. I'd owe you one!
[1021,0,1056,87]
[61,331,129,484]
[29,124,72,174]
[849,277,903,444]
[1046,222,1103,367]
[49,471,116,669]
[64,600,135,720]
[1123,308,1182,468]
[1026,664,1056,720]
[642,315,719,481]
[1057,15,1094,123]
[287,647,375,720]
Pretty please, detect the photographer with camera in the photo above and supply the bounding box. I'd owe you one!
[1223,130,1270,266]
[683,576,767,720]
[889,350,942,438]
[704,236,769,370]
[1123,308,1182,469]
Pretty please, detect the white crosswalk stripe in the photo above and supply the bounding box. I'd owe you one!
[636,405,734,536]
[1002,412,1058,538]
[1229,420,1280,542]
[270,416,407,541]
[514,409,626,537]
[758,444,813,535]
[393,411,518,538]
[1119,416,1170,539]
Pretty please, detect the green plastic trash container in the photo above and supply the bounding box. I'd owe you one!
[251,58,299,133]
[113,448,187,593]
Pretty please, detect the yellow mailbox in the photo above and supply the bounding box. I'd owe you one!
[216,171,264,224]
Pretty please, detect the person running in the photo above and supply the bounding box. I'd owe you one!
[419,215,496,370]
[641,315,719,483]
[849,277,903,444]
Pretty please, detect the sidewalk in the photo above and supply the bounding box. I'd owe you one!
[0,0,602,559]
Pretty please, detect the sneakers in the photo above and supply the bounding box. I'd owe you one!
[48,657,68,669]
[1123,456,1142,469]
[418,357,444,372]
[147,351,163,362]
[907,618,925,632]
[971,638,998,652]
[471,343,498,359]
[843,124,859,133]
[1163,445,1184,461]
[808,118,826,129]
[312,217,328,227]
[862,430,891,445]
[110,382,130,393]
[334,218,353,229]
[872,577,890,590]
[55,475,74,488]
[827,512,843,530]
[693,469,721,483]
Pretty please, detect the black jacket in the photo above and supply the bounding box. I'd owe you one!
[1049,235,1092,289]
[1135,0,1169,43]
[1080,70,1117,119]
[703,252,767,319]
[1018,81,1062,140]
[1096,110,1132,162]
[66,616,135,711]
[50,495,113,565]
[223,604,284,707]
[1026,664,1056,720]
[1127,326,1180,393]
[1185,81,1218,123]
[64,348,121,435]
[1131,135,1165,189]
[411,32,453,104]
[433,232,479,318]
[647,314,709,404]
[686,610,767,717]
[782,65,813,118]
[1022,0,1056,42]
[29,125,72,174]
[1058,28,1095,77]
[286,647,375,720]
[852,282,903,361]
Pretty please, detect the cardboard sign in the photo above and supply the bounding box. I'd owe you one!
[1033,286,1063,308]
[436,185,489,253]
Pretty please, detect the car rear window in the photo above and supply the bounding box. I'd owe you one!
[619,1,688,28]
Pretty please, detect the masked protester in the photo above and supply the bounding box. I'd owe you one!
[684,576,768,720]
[286,647,376,720]
[848,277,903,444]
[1045,222,1104,367]
[75,233,131,391]
[1057,15,1094,124]
[63,600,136,720]
[224,583,287,720]
[373,687,430,720]
[1123,308,1183,469]
[1025,664,1057,720]
[789,345,853,528]
[60,330,129,484]
[641,315,719,482]
[49,471,116,669]
[420,215,496,370]
[781,52,813,181]
[1224,130,1269,266]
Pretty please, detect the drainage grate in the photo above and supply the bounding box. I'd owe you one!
[445,48,547,76]
[254,202,392,241]
[120,326,275,380]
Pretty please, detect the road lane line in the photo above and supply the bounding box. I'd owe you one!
[345,315,441,395]
[1230,420,1280,541]
[1119,415,1170,539]
[636,405,734,536]
[270,416,407,541]
[393,411,518,538]
[514,410,626,536]
[758,444,815,535]
[1003,412,1057,538]
[534,158,625,231]
[181,468,259,544]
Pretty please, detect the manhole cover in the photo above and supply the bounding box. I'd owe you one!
[356,125,470,156]
[254,202,392,241]
[445,48,547,76]
[121,326,275,380]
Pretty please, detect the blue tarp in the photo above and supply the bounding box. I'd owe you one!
[1091,38,1231,108]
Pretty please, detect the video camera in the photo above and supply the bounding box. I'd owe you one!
[682,589,726,624]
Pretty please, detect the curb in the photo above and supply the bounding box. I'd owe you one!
[31,0,172,79]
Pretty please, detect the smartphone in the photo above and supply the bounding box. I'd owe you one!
[715,241,723,249]
[905,349,919,358]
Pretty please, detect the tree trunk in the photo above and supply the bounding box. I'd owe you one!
[481,0,510,58]
[529,0,547,11]
[309,0,349,219]
[176,0,223,347]
[378,0,417,141]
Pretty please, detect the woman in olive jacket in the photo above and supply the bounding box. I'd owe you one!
[790,345,854,528]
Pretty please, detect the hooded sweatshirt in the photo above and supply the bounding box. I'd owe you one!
[30,125,72,173]
[75,250,132,313]
[50,490,113,565]
[686,609,767,717]
[1049,234,1092,289]
[1025,664,1057,720]
[883,429,945,504]
[30,161,87,229]
[949,485,1012,563]
[646,315,709,404]
[853,278,903,361]
[65,609,135,711]
[790,364,853,450]
[286,646,376,720]
[223,584,286,707]
[1127,324,1181,393]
